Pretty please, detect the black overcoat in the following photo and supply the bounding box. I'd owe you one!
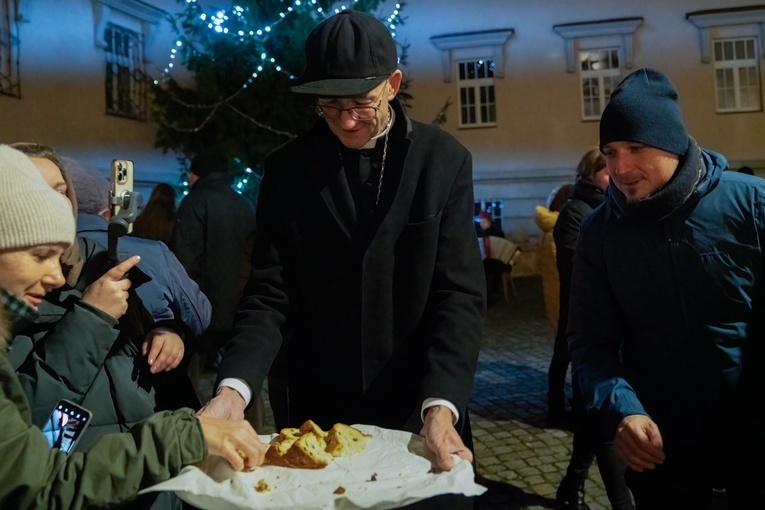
[217,100,485,436]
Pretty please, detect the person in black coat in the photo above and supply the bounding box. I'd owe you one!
[549,148,633,510]
[198,11,485,486]
[173,150,257,366]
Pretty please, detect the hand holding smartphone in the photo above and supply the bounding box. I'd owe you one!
[42,399,92,454]
[110,159,134,229]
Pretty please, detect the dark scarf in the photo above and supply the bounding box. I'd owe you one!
[609,138,704,222]
[0,288,38,341]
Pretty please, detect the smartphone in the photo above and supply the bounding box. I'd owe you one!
[110,159,134,224]
[42,399,93,454]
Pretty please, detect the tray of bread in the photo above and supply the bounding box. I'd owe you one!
[141,421,486,510]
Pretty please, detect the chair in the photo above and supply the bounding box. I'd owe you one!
[485,236,522,302]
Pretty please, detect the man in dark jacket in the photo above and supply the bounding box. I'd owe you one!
[173,151,257,366]
[568,68,765,509]
[200,10,485,481]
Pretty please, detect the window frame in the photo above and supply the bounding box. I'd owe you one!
[104,22,147,121]
[0,0,20,98]
[457,59,497,129]
[687,6,765,115]
[553,17,643,121]
[578,47,622,121]
[713,37,761,113]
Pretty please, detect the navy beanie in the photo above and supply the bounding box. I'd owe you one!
[600,68,689,156]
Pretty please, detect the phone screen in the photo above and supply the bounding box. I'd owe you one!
[42,400,92,454]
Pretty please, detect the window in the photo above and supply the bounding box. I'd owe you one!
[553,18,643,121]
[429,29,514,129]
[104,23,147,120]
[0,0,20,98]
[687,5,765,114]
[713,37,760,112]
[458,59,496,128]
[580,48,622,120]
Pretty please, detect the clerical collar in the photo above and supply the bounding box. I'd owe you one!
[362,109,396,149]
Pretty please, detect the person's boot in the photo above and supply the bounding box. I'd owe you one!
[556,474,590,510]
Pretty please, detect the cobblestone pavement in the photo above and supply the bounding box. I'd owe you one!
[472,275,609,510]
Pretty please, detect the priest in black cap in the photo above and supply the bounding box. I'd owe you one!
[200,9,486,490]
[568,67,765,509]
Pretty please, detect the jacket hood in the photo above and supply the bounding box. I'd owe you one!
[534,206,558,233]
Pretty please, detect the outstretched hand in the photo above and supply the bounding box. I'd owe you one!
[198,387,247,421]
[420,405,473,471]
[142,327,184,373]
[197,415,266,471]
[614,414,665,472]
[82,255,141,319]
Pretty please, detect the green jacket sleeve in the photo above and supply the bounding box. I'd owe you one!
[0,369,207,510]
[11,301,120,426]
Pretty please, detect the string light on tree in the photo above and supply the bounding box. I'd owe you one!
[155,0,408,202]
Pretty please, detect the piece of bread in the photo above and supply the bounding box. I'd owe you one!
[298,419,327,438]
[264,420,370,469]
[325,423,371,458]
[282,431,333,469]
[264,436,296,467]
[279,427,301,440]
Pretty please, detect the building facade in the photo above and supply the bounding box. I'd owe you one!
[2,0,764,239]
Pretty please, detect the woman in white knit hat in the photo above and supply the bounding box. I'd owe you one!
[0,145,263,509]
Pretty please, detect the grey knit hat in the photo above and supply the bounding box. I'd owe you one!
[0,145,75,250]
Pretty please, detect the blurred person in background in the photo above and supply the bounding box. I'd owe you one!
[550,147,631,510]
[132,182,178,246]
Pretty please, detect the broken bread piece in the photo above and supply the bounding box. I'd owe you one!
[325,423,371,458]
[264,436,297,467]
[282,431,334,469]
[298,419,327,438]
[265,420,371,469]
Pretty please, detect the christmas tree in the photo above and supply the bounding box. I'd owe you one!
[151,0,408,203]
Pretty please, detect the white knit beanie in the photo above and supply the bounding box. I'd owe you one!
[0,145,75,250]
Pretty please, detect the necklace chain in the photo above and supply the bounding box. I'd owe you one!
[374,106,392,206]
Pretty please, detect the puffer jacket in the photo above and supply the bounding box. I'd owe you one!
[0,293,206,509]
[552,179,605,343]
[9,237,195,455]
[534,206,559,333]
[10,288,159,452]
[568,141,765,447]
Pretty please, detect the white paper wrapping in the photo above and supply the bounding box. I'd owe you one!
[141,424,486,509]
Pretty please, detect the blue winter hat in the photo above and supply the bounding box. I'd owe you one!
[600,68,689,156]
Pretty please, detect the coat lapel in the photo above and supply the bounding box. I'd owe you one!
[305,124,358,240]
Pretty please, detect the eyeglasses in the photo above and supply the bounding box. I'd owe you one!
[314,82,388,121]
[314,101,382,121]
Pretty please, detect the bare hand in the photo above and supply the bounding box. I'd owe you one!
[198,387,247,421]
[420,405,473,471]
[81,256,141,319]
[614,414,665,472]
[142,327,184,373]
[197,415,266,471]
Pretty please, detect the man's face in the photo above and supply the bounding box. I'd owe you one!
[602,141,679,203]
[316,70,402,149]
